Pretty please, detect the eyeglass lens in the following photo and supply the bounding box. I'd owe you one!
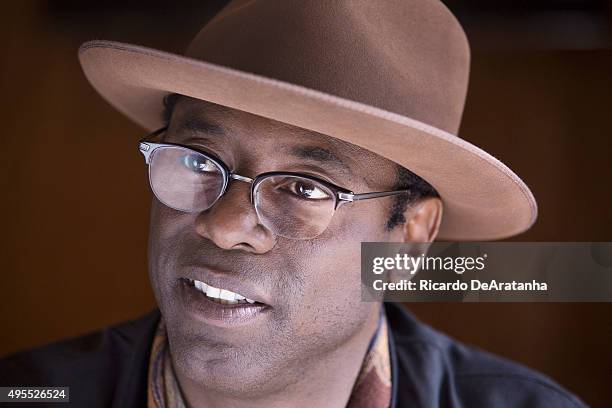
[148,146,337,239]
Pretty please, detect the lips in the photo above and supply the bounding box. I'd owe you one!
[177,273,271,328]
[180,265,271,306]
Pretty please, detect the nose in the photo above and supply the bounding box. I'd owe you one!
[195,180,276,253]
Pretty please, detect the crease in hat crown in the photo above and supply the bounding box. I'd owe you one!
[77,0,538,240]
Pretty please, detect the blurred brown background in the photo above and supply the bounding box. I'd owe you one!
[1,0,611,406]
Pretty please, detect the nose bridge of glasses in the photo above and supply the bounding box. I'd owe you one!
[229,173,256,204]
[230,173,254,184]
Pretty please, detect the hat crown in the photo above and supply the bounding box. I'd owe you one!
[186,0,470,134]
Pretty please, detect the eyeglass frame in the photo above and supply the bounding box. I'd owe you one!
[138,127,412,213]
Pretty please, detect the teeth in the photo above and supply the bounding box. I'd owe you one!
[219,289,235,301]
[206,286,221,298]
[189,279,257,304]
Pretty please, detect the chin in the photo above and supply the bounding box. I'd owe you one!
[169,336,287,398]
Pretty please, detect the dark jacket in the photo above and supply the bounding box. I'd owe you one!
[0,303,587,407]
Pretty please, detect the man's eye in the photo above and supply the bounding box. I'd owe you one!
[181,154,219,173]
[288,180,331,200]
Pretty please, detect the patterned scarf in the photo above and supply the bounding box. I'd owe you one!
[147,312,391,408]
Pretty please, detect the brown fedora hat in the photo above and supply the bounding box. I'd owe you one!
[78,0,537,240]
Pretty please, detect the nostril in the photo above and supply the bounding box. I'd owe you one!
[231,242,256,252]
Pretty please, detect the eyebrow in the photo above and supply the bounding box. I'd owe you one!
[174,113,351,175]
[176,116,226,137]
[288,145,350,175]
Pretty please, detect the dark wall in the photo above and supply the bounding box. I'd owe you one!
[1,1,610,406]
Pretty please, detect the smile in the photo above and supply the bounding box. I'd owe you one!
[178,277,269,328]
[186,278,257,304]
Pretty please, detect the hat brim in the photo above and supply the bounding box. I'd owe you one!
[79,40,537,240]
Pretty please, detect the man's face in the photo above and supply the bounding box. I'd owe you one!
[148,96,402,396]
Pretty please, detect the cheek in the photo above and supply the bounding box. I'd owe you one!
[279,200,388,334]
[147,199,194,305]
[149,198,191,245]
[278,241,375,354]
[292,199,390,296]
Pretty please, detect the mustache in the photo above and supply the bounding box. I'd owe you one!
[170,240,281,278]
[159,234,308,304]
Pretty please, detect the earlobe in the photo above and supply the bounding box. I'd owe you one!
[401,197,443,243]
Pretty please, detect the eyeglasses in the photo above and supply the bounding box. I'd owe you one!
[138,127,412,239]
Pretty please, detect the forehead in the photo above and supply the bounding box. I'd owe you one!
[167,96,398,187]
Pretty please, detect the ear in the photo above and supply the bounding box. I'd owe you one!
[389,197,443,243]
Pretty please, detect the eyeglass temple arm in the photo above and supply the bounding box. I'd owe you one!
[338,190,411,202]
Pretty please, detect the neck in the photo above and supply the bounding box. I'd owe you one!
[177,304,382,408]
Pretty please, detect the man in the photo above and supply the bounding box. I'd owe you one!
[0,1,586,407]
